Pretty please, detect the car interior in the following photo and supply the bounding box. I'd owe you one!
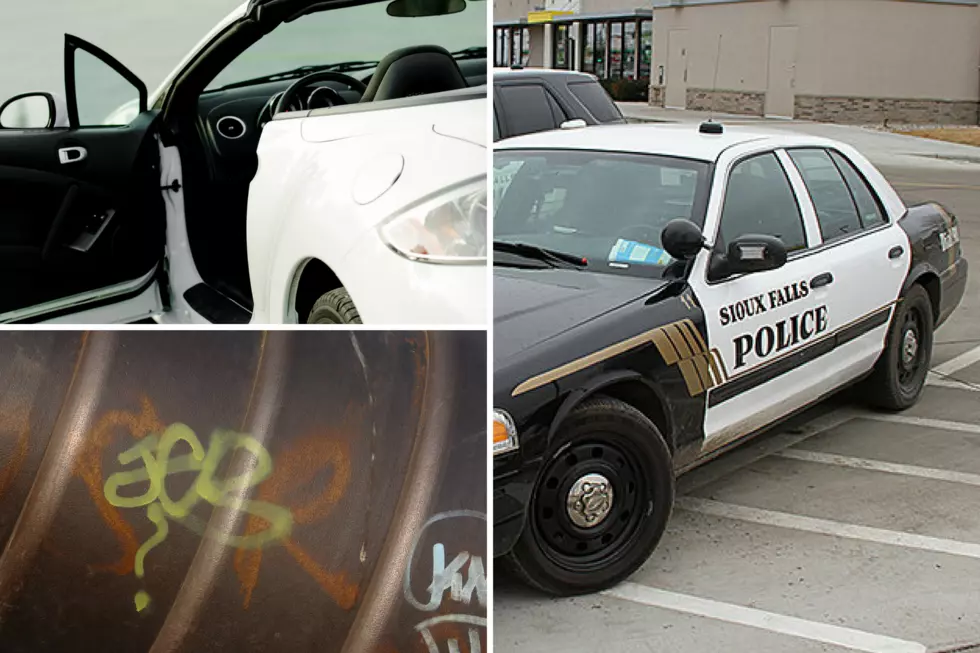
[0,0,486,323]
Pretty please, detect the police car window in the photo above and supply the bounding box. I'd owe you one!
[788,149,863,242]
[829,151,887,229]
[719,152,807,253]
[494,149,711,278]
[498,85,558,137]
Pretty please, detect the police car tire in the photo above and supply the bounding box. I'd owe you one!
[307,288,363,324]
[506,395,674,596]
[866,284,934,411]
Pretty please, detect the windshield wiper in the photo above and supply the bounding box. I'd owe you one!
[451,47,487,61]
[494,241,588,269]
[207,60,380,93]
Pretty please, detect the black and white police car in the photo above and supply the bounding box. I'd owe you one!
[492,121,968,595]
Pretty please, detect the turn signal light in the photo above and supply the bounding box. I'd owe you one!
[493,409,518,456]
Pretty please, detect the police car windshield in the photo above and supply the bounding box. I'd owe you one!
[494,149,711,278]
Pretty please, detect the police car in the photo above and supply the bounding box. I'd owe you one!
[492,121,968,594]
[0,0,485,325]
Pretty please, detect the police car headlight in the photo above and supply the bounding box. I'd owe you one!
[493,409,519,456]
[378,177,487,264]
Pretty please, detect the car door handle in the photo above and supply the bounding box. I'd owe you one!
[58,147,87,165]
[889,246,904,259]
[810,272,834,289]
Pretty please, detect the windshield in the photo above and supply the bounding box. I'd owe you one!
[494,149,712,278]
[205,0,485,91]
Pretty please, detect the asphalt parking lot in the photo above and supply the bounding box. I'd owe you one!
[494,121,980,653]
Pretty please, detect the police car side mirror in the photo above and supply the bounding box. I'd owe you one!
[661,219,706,260]
[716,234,788,278]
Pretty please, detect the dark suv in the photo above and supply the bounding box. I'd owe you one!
[493,67,626,141]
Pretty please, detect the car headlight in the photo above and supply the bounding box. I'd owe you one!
[378,177,486,264]
[493,409,519,456]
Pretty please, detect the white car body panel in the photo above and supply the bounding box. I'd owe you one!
[687,137,912,451]
[248,97,487,324]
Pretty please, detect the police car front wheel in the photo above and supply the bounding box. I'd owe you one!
[867,284,934,411]
[506,396,674,595]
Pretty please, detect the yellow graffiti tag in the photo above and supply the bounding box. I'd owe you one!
[103,424,293,612]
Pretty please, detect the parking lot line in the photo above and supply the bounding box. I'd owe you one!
[677,497,980,560]
[933,344,980,376]
[860,414,980,436]
[602,582,926,653]
[777,449,980,487]
[926,375,980,392]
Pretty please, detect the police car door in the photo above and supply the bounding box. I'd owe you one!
[689,148,830,453]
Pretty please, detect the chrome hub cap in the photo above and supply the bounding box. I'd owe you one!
[902,329,919,366]
[566,473,614,528]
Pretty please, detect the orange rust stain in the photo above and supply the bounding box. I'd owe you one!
[76,396,165,575]
[235,431,355,608]
[0,408,30,501]
[282,539,358,610]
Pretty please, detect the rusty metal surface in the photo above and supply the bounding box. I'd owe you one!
[0,331,486,653]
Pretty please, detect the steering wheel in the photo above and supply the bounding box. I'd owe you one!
[260,71,369,128]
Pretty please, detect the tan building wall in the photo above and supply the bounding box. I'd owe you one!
[650,0,980,124]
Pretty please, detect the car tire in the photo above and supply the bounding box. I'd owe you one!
[505,395,674,596]
[307,288,363,324]
[866,284,934,411]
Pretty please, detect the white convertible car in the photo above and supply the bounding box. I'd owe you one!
[0,0,487,324]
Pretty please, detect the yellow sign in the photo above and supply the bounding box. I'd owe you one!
[527,10,573,23]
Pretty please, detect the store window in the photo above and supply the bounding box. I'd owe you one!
[610,22,623,79]
[554,24,569,70]
[624,22,637,80]
[639,19,652,78]
[594,22,607,78]
[492,26,529,67]
[582,23,595,74]
[576,18,651,80]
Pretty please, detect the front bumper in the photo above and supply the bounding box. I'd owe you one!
[493,453,541,557]
[339,228,487,325]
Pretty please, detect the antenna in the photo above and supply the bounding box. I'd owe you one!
[709,33,723,122]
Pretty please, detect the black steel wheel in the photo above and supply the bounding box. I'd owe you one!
[506,395,674,595]
[866,284,934,410]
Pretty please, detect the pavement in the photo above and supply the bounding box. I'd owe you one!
[494,108,980,653]
[618,102,980,169]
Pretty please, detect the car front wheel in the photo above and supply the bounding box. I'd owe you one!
[307,288,363,324]
[505,396,674,595]
[866,284,934,410]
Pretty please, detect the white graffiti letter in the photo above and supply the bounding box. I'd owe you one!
[426,544,487,610]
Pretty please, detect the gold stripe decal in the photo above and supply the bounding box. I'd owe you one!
[511,319,730,397]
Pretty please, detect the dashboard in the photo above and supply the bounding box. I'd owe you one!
[197,58,487,162]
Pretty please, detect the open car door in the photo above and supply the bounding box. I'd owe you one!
[0,35,166,323]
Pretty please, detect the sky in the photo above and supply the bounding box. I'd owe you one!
[0,0,487,121]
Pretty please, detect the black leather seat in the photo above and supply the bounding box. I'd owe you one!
[360,45,468,103]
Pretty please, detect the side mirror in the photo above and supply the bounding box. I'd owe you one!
[560,119,587,130]
[0,92,56,129]
[661,219,706,260]
[710,234,787,279]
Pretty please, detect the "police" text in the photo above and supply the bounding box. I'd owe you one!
[733,305,828,369]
